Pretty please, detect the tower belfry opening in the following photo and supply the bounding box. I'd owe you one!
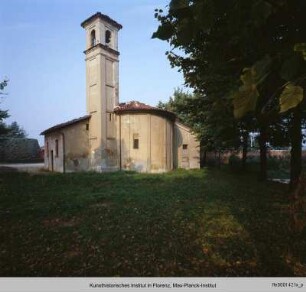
[105,30,111,44]
[90,30,96,46]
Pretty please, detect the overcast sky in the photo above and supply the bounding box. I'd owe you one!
[0,0,185,145]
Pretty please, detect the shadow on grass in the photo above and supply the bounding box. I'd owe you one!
[201,170,295,276]
[0,169,305,276]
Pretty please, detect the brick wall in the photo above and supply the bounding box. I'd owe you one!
[204,149,306,165]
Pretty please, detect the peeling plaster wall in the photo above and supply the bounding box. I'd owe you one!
[44,120,90,172]
[174,123,200,169]
[119,113,173,173]
[84,19,120,172]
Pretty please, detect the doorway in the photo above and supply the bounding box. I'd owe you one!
[51,150,54,171]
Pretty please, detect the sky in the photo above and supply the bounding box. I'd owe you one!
[0,0,185,145]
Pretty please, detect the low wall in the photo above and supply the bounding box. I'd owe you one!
[0,138,42,163]
[205,149,306,165]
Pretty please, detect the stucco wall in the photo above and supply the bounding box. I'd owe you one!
[0,138,41,163]
[119,113,173,173]
[85,32,119,172]
[44,120,90,172]
[174,123,200,169]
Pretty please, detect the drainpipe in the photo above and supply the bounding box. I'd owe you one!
[60,132,66,173]
[119,115,122,170]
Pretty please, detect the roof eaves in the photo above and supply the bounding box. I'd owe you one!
[81,12,123,30]
[40,115,90,135]
[83,43,120,56]
[114,107,176,121]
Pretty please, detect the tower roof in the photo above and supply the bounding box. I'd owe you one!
[81,12,123,30]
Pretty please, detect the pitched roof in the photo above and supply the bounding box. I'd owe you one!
[81,12,123,30]
[114,101,176,121]
[40,115,90,135]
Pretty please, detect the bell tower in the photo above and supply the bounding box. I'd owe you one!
[81,13,122,171]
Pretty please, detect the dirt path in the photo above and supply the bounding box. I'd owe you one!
[0,163,44,173]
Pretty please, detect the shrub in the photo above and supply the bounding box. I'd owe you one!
[228,154,241,171]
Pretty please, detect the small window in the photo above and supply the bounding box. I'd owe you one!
[109,113,112,121]
[46,142,49,157]
[90,30,96,47]
[55,139,59,157]
[86,123,89,131]
[133,133,139,149]
[133,139,139,149]
[105,30,111,44]
[183,144,188,150]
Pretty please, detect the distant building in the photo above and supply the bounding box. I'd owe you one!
[41,12,200,173]
[0,138,41,163]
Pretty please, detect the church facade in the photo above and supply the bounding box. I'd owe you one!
[41,12,200,173]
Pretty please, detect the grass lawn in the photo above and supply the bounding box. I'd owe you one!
[0,168,305,276]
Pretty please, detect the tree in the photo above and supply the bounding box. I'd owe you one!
[157,88,194,126]
[229,0,306,186]
[0,79,9,136]
[158,89,247,168]
[153,0,306,184]
[153,0,263,171]
[5,121,27,138]
[0,79,27,139]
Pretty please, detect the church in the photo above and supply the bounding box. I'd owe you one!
[41,12,200,173]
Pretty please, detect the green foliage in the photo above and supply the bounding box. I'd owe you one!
[228,154,242,171]
[280,55,302,82]
[0,79,8,91]
[157,88,192,123]
[279,83,304,113]
[232,54,273,119]
[228,3,306,118]
[152,22,174,41]
[0,110,9,122]
[0,79,9,122]
[294,43,306,60]
[153,0,306,182]
[0,79,27,138]
[267,155,290,179]
[1,169,305,276]
[232,68,259,119]
[153,1,264,153]
[251,0,272,26]
[169,0,189,10]
[0,79,9,136]
[158,89,242,151]
[4,121,27,138]
[153,0,306,118]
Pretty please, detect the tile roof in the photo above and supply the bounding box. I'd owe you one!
[40,115,90,135]
[115,101,157,110]
[114,101,176,121]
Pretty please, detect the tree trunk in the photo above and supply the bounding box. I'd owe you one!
[290,106,302,190]
[200,140,206,167]
[215,150,221,168]
[201,150,207,167]
[242,131,249,170]
[258,124,268,181]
